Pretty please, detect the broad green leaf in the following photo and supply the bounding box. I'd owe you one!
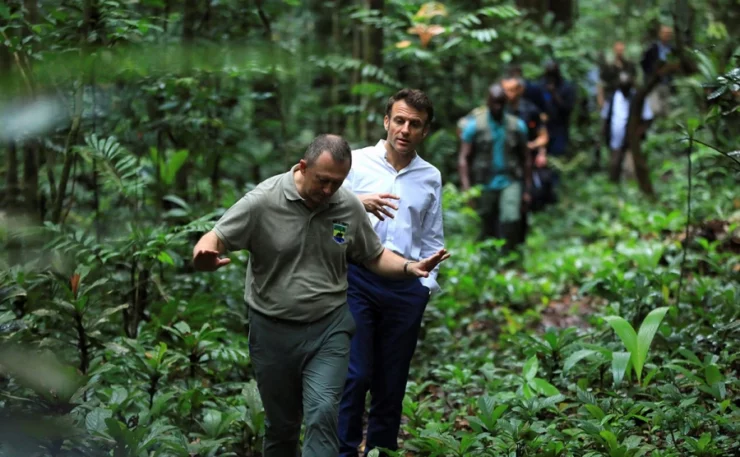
[698,432,711,450]
[686,117,701,135]
[635,307,669,381]
[623,435,642,449]
[465,415,486,433]
[604,316,637,356]
[704,364,723,385]
[584,404,606,420]
[201,409,222,437]
[678,348,701,365]
[563,349,598,372]
[110,386,128,406]
[600,430,619,450]
[665,363,703,383]
[642,366,660,387]
[523,356,538,381]
[173,321,191,334]
[86,408,113,433]
[478,395,495,417]
[532,378,560,396]
[522,382,535,400]
[157,251,174,265]
[489,404,508,423]
[611,352,631,386]
[93,304,130,328]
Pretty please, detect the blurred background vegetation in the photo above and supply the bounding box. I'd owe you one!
[1,0,738,456]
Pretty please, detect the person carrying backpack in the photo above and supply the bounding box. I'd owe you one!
[457,83,532,252]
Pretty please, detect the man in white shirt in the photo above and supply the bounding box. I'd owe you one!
[601,71,653,182]
[337,89,444,457]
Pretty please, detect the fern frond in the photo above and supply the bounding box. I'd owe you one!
[309,56,401,87]
[77,134,146,201]
[470,28,499,43]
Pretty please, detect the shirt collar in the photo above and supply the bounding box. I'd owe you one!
[282,164,343,205]
[374,139,421,171]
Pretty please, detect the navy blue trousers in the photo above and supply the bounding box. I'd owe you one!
[337,264,430,457]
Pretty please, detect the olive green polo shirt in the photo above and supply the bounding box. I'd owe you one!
[213,165,385,322]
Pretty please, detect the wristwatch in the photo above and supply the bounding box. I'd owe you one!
[403,260,414,275]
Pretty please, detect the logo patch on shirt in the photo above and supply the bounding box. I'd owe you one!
[332,222,348,244]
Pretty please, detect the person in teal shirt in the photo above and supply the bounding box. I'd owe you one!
[458,84,532,251]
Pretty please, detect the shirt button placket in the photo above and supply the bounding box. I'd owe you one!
[388,176,398,242]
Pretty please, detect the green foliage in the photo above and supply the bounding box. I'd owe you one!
[1,0,739,456]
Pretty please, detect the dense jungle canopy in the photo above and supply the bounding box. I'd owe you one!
[1,0,738,456]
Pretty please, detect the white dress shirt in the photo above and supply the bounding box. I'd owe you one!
[344,140,445,294]
[601,89,653,151]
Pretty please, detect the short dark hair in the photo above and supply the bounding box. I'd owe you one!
[304,134,352,167]
[505,64,523,78]
[385,88,434,125]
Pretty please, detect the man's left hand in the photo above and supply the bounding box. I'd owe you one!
[406,249,451,278]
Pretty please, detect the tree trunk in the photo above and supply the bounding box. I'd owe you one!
[4,143,20,210]
[366,0,384,69]
[515,0,547,23]
[23,142,39,220]
[350,21,362,138]
[625,11,697,197]
[51,84,84,224]
[548,0,575,30]
[20,0,39,220]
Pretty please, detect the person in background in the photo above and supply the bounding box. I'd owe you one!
[641,24,674,117]
[601,71,653,182]
[599,41,638,109]
[457,83,531,252]
[507,63,548,114]
[540,60,576,159]
[191,134,450,457]
[501,75,554,217]
[337,88,444,457]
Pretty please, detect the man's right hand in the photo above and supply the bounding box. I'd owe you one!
[359,193,400,221]
[193,249,231,271]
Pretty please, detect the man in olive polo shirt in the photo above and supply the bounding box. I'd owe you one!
[192,134,449,457]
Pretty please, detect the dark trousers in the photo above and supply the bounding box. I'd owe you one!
[337,264,430,457]
[248,304,356,457]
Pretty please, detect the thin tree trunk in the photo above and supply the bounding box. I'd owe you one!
[20,0,39,220]
[626,11,697,197]
[330,6,341,133]
[5,143,20,209]
[23,142,39,220]
[363,0,384,142]
[515,0,547,23]
[51,84,84,224]
[548,0,575,30]
[350,20,361,138]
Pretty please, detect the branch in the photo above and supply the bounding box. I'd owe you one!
[0,30,34,95]
[51,83,84,224]
[255,0,272,39]
[676,136,692,307]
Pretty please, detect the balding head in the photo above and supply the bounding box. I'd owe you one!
[303,134,352,168]
[613,41,625,58]
[659,25,673,44]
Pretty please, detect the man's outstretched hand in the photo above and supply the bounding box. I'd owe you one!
[193,249,231,271]
[360,193,400,221]
[406,248,451,278]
